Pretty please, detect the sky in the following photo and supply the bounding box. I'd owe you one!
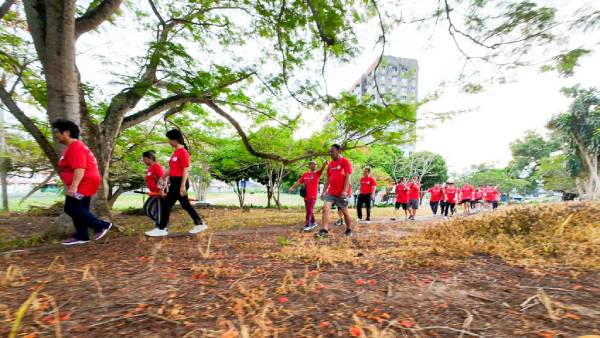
[71,0,599,174]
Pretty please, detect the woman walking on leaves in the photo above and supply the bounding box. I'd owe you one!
[142,150,166,230]
[52,119,112,245]
[289,160,328,232]
[145,129,207,237]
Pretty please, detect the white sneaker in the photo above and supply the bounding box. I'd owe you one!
[365,220,371,224]
[145,228,168,237]
[189,223,208,234]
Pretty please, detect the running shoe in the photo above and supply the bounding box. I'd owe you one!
[62,237,89,245]
[365,220,371,224]
[145,228,168,237]
[189,222,208,234]
[303,223,318,232]
[344,228,353,237]
[93,222,113,241]
[315,229,329,239]
[334,219,344,227]
[390,217,396,221]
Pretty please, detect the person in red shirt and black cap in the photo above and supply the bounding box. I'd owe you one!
[145,129,207,237]
[356,167,377,224]
[316,144,353,238]
[289,160,327,232]
[52,119,112,245]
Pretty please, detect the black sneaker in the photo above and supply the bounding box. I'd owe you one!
[315,229,329,239]
[334,219,344,227]
[390,217,396,221]
[344,228,353,237]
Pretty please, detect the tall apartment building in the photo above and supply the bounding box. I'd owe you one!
[349,55,419,153]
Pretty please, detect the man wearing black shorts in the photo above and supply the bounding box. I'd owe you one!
[391,178,409,221]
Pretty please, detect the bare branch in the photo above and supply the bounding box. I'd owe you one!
[0,85,59,169]
[147,0,165,26]
[18,170,55,205]
[0,0,15,20]
[75,0,123,38]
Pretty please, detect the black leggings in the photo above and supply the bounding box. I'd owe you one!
[356,194,372,220]
[159,177,202,229]
[443,202,456,217]
[430,201,439,215]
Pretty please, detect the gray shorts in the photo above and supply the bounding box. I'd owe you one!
[324,194,349,209]
[409,199,419,209]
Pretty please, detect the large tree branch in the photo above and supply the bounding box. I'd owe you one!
[23,0,47,64]
[121,72,254,129]
[75,0,123,38]
[0,0,15,20]
[0,86,59,170]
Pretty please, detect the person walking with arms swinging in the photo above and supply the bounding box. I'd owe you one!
[289,160,327,232]
[145,129,207,237]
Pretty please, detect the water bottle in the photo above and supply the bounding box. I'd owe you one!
[74,192,84,200]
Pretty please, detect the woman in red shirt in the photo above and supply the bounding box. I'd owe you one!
[442,180,458,218]
[52,119,112,245]
[142,150,166,229]
[145,130,207,237]
[289,160,327,232]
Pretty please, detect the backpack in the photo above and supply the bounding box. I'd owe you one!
[299,185,307,198]
[143,196,162,227]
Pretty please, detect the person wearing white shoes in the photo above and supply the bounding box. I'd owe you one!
[145,129,207,237]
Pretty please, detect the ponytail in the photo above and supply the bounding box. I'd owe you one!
[166,129,189,152]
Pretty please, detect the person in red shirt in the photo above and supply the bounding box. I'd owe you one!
[427,183,443,215]
[442,180,459,218]
[52,119,112,245]
[484,184,500,210]
[459,182,475,215]
[407,177,422,220]
[356,167,377,223]
[471,187,484,212]
[145,129,207,237]
[391,177,409,221]
[142,150,166,229]
[316,144,353,238]
[289,160,327,232]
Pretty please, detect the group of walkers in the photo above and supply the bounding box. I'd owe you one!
[391,179,501,220]
[52,117,501,244]
[52,119,206,245]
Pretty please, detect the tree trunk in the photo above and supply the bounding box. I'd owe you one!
[266,186,273,208]
[0,107,8,212]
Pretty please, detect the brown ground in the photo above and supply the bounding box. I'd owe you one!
[0,206,598,337]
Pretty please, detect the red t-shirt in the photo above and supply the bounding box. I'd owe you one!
[327,157,352,196]
[360,176,377,194]
[146,163,165,193]
[298,171,321,200]
[427,187,442,202]
[408,182,421,200]
[395,183,409,203]
[169,147,190,177]
[444,187,458,203]
[460,185,474,200]
[485,187,499,201]
[474,189,483,200]
[58,140,101,196]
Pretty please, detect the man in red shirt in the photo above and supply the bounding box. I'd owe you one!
[443,180,459,219]
[427,183,443,216]
[316,144,353,238]
[52,119,112,245]
[142,150,166,229]
[472,186,484,212]
[459,182,475,215]
[407,177,422,220]
[356,167,377,224]
[391,177,409,221]
[289,160,327,232]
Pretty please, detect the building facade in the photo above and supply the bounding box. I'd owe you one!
[349,55,419,153]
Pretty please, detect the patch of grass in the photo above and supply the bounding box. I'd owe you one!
[384,202,600,269]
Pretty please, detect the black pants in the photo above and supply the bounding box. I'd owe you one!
[430,201,439,215]
[159,177,203,229]
[64,196,110,241]
[356,194,372,220]
[443,202,456,217]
